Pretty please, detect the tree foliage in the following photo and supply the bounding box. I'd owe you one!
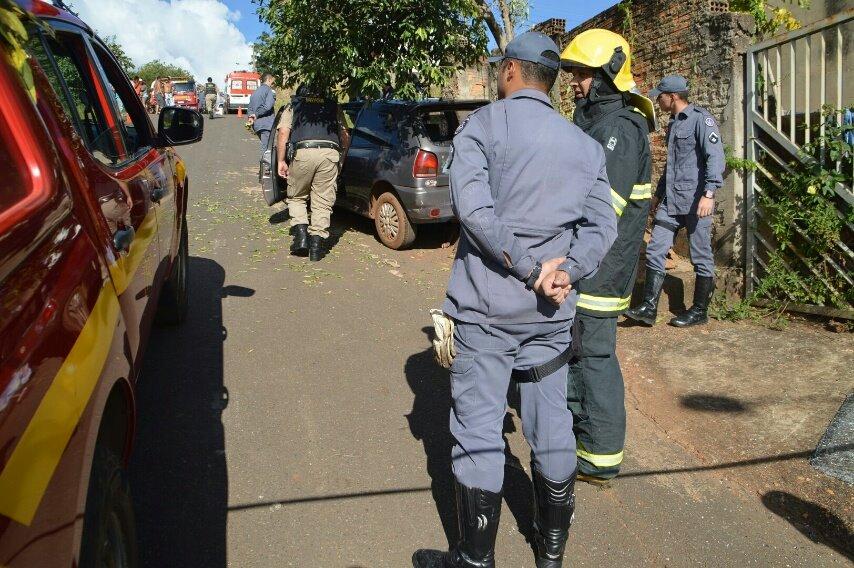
[252,0,488,100]
[137,59,193,85]
[99,33,134,76]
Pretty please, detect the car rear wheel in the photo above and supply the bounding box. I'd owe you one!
[78,441,138,568]
[156,220,189,325]
[374,191,416,250]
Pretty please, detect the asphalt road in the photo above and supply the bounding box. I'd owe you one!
[128,115,851,567]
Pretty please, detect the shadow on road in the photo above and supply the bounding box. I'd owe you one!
[621,443,854,478]
[404,338,457,546]
[403,327,538,549]
[330,208,459,251]
[679,393,753,413]
[130,257,253,568]
[762,490,854,560]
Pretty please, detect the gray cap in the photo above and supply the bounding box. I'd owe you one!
[649,75,689,99]
[487,31,561,71]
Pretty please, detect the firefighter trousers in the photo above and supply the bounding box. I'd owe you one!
[566,313,625,479]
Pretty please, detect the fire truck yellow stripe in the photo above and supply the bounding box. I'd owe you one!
[0,286,120,525]
[0,209,157,525]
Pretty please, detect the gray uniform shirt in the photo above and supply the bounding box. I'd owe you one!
[248,83,276,133]
[656,104,725,215]
[443,88,617,324]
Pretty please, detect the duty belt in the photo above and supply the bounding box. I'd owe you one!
[511,346,575,383]
[295,141,340,151]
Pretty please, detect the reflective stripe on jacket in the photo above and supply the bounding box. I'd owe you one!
[575,103,652,316]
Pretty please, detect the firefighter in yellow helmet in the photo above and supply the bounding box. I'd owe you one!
[561,29,655,485]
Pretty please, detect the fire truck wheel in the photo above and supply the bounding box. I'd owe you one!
[79,442,138,568]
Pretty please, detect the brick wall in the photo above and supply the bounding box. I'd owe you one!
[552,1,753,277]
[445,2,754,280]
[442,60,494,101]
[555,1,750,193]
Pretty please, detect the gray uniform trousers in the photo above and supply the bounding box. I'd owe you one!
[450,320,576,494]
[567,314,624,479]
[257,129,271,162]
[646,204,715,277]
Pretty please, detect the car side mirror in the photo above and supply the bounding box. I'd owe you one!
[156,107,204,147]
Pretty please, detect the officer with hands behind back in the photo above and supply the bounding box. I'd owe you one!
[413,31,617,568]
[247,73,277,161]
[624,75,725,328]
[561,29,655,485]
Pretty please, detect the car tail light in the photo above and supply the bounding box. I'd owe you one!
[413,150,439,178]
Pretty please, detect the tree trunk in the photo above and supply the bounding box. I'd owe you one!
[475,0,510,52]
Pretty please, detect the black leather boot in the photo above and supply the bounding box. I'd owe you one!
[670,276,715,327]
[624,269,666,326]
[308,234,327,262]
[289,224,308,256]
[412,482,502,568]
[532,468,576,568]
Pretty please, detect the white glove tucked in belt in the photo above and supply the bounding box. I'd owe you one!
[429,309,455,369]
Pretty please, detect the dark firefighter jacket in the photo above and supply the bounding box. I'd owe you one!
[574,96,652,316]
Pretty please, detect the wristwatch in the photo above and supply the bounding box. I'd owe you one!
[703,189,715,199]
[525,262,542,290]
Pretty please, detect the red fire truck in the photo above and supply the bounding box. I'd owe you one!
[1,1,202,565]
[170,77,199,110]
[224,70,260,114]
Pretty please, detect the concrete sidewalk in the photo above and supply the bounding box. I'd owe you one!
[619,266,854,560]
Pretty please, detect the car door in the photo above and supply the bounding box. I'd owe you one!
[343,104,395,208]
[0,39,137,567]
[29,22,161,370]
[87,37,178,300]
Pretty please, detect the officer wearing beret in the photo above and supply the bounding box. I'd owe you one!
[413,32,617,568]
[625,75,725,328]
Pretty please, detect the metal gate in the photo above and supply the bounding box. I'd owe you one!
[744,10,853,318]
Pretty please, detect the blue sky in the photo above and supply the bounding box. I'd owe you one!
[224,0,622,44]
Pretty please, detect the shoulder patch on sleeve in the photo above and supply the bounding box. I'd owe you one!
[704,117,716,127]
[709,132,720,144]
[454,105,487,136]
[454,116,472,136]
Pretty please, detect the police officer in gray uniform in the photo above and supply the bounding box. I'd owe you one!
[625,75,725,328]
[413,32,617,568]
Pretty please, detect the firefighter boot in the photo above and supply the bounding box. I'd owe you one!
[308,235,327,262]
[532,468,576,568]
[624,269,666,326]
[412,482,502,568]
[289,224,309,256]
[670,276,715,327]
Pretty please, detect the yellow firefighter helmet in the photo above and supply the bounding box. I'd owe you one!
[561,28,657,131]
[561,29,635,92]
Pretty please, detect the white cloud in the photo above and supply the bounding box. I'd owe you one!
[74,0,253,85]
